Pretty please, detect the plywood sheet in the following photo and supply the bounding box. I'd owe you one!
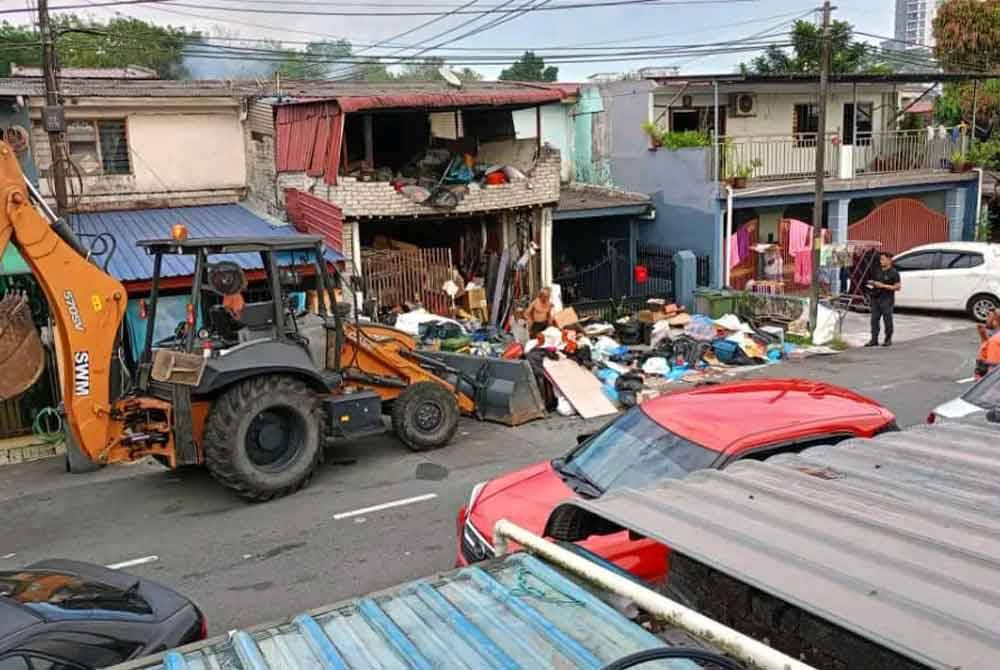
[543,356,618,419]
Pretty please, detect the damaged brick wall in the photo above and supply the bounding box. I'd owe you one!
[668,553,930,670]
[245,127,281,218]
[274,145,562,220]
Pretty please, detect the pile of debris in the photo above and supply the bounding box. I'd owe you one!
[389,295,801,421]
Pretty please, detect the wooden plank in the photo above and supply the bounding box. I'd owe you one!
[543,355,618,419]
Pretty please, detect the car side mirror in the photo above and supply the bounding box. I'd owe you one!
[576,432,594,445]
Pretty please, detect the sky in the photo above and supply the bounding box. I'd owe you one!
[4,0,897,80]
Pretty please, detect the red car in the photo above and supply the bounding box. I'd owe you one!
[457,379,896,582]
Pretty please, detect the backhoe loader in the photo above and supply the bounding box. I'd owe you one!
[0,140,545,501]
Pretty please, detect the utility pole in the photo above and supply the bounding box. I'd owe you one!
[38,0,70,215]
[809,0,833,334]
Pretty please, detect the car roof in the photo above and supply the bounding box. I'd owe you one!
[640,379,891,453]
[896,242,1000,255]
[0,599,41,639]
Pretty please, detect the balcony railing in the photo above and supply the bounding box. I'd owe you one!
[717,127,962,185]
[719,133,841,183]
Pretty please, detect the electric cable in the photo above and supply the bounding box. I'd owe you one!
[599,647,747,670]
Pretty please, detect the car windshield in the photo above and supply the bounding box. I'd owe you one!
[561,407,719,492]
[963,368,1000,409]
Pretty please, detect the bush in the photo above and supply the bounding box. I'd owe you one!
[640,122,710,150]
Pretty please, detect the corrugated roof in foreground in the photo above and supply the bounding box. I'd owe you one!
[70,204,342,283]
[557,420,1000,670]
[120,553,692,670]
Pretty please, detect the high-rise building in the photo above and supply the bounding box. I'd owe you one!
[894,0,942,48]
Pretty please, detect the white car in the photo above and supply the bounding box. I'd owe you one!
[893,242,1000,321]
[929,366,1000,423]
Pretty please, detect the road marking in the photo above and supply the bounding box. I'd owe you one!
[107,555,159,570]
[956,376,977,384]
[333,494,437,520]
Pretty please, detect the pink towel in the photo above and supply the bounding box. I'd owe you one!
[729,234,741,270]
[794,250,812,285]
[788,219,812,254]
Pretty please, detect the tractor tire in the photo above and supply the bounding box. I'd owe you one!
[391,381,459,452]
[203,375,322,502]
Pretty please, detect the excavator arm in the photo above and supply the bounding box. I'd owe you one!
[0,140,128,463]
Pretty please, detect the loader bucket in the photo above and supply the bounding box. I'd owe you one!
[420,351,547,427]
[0,292,44,400]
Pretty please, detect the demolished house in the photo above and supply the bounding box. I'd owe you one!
[247,82,577,317]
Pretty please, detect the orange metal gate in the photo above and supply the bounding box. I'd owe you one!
[848,197,948,255]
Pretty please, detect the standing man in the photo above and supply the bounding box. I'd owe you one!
[866,251,901,347]
[526,287,555,338]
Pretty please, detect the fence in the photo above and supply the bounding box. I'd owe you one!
[363,247,453,314]
[696,255,712,287]
[555,242,679,306]
[719,133,840,183]
[853,128,959,176]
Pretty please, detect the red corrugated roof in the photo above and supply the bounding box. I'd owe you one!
[286,189,344,253]
[334,87,569,113]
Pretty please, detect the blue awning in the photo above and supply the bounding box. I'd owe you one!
[70,204,343,283]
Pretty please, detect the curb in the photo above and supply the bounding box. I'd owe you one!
[0,440,65,467]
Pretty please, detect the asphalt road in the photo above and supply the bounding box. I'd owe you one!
[0,325,983,634]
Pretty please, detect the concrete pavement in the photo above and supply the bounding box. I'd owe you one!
[0,325,983,633]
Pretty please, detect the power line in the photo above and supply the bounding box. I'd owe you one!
[0,0,760,16]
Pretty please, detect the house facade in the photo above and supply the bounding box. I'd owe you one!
[571,73,981,290]
[0,78,257,212]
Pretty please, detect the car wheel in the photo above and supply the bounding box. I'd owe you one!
[967,294,1000,322]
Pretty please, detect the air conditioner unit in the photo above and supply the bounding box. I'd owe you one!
[729,93,757,117]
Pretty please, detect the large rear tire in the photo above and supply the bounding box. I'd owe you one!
[203,375,322,502]
[391,381,459,451]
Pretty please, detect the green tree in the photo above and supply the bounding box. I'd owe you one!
[741,19,891,75]
[0,16,198,78]
[499,51,558,81]
[932,0,1000,133]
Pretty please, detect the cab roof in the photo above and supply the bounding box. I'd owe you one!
[641,379,892,453]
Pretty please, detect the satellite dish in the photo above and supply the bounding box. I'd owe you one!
[439,66,462,89]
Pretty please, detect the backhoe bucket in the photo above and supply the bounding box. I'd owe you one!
[421,351,547,427]
[0,292,44,400]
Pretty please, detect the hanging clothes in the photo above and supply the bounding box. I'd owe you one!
[729,233,741,270]
[787,219,813,286]
[729,224,753,270]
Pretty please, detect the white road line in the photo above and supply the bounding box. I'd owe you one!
[333,494,437,520]
[106,555,159,570]
[956,377,977,384]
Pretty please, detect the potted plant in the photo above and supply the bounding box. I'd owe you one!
[731,159,762,188]
[950,150,971,173]
[641,121,665,150]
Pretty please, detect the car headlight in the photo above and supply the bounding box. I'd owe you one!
[462,518,494,562]
[466,481,487,520]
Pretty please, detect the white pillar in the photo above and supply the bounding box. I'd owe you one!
[541,208,554,286]
[351,221,362,276]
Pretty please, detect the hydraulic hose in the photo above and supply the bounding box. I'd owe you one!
[600,647,747,670]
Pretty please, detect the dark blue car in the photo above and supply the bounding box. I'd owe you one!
[0,560,205,670]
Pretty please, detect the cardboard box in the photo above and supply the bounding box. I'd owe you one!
[638,310,669,324]
[462,287,487,311]
[553,307,579,329]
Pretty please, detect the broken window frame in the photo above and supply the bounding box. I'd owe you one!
[57,118,132,177]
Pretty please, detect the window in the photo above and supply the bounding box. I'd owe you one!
[894,251,937,271]
[558,407,720,493]
[842,102,873,146]
[733,434,853,464]
[55,120,130,176]
[963,367,1000,409]
[945,252,985,269]
[793,104,819,146]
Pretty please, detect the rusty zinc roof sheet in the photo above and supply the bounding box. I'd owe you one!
[553,420,1000,670]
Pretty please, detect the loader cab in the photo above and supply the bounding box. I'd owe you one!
[132,235,343,390]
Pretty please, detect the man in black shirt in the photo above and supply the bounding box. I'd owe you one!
[866,252,902,347]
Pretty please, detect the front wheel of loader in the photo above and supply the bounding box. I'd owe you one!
[65,429,102,474]
[391,382,459,452]
[203,375,322,502]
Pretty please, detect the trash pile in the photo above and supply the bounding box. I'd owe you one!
[349,148,529,210]
[391,297,801,420]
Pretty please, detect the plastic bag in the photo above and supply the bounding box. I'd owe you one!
[812,302,839,346]
[554,388,576,416]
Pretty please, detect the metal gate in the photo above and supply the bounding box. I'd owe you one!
[555,241,677,305]
[848,197,948,255]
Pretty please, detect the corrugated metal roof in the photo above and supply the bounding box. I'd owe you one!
[556,184,651,214]
[69,204,342,283]
[117,553,694,670]
[555,420,1000,670]
[0,78,577,102]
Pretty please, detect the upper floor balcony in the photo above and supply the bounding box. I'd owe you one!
[718,127,965,189]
